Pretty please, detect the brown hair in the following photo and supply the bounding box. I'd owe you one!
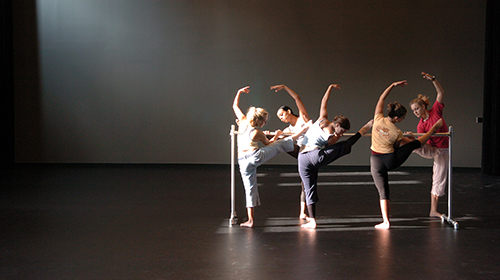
[387,102,407,118]
[409,94,430,109]
[332,115,350,130]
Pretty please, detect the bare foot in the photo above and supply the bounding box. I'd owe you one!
[374,222,390,230]
[429,211,442,218]
[240,220,253,228]
[299,213,309,220]
[301,219,317,229]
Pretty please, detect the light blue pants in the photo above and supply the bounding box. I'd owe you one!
[238,138,294,207]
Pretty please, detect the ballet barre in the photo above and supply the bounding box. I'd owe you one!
[263,132,451,137]
[228,125,458,230]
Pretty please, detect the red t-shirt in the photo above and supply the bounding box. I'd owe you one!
[417,101,448,148]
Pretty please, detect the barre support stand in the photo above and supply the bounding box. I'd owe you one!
[441,126,459,229]
[229,125,238,226]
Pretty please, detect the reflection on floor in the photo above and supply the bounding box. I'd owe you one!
[1,164,499,279]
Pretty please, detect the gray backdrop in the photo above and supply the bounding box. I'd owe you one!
[15,0,486,166]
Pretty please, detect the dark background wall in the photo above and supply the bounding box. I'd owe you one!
[12,0,486,166]
[1,0,14,168]
[482,0,500,175]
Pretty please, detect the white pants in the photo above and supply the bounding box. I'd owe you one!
[238,138,294,207]
[413,144,449,197]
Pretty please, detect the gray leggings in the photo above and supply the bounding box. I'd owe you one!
[285,144,307,203]
[370,140,422,200]
[298,133,362,208]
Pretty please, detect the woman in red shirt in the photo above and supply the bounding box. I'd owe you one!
[409,72,449,218]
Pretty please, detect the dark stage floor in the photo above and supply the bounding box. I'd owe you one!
[1,164,500,279]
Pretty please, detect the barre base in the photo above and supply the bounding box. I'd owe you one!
[441,214,459,230]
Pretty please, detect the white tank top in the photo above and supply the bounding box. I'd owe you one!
[237,125,259,154]
[301,120,333,149]
[287,117,307,146]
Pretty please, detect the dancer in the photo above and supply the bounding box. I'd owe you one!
[271,84,311,219]
[298,84,373,229]
[409,72,449,218]
[370,80,443,230]
[233,86,311,228]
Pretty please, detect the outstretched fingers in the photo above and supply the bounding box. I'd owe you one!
[421,72,435,81]
[270,84,285,92]
[238,86,250,94]
[393,80,408,87]
[330,84,341,90]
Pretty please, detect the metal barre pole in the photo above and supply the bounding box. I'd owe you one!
[229,125,238,226]
[449,126,452,219]
[442,126,459,229]
[264,132,451,137]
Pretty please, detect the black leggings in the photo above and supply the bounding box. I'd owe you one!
[370,140,422,200]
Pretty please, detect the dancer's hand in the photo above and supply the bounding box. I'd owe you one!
[392,80,407,87]
[270,84,287,92]
[238,86,250,94]
[433,119,444,131]
[421,72,435,81]
[405,132,416,141]
[329,84,341,90]
[327,132,342,146]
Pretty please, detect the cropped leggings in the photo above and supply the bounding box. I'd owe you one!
[298,133,362,206]
[239,138,294,207]
[286,144,307,203]
[370,140,422,200]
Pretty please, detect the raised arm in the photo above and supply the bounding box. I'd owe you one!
[422,72,444,104]
[233,86,250,122]
[319,84,341,120]
[271,84,310,122]
[375,80,407,116]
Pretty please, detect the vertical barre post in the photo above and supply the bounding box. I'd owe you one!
[448,126,452,219]
[229,125,238,226]
[442,126,458,229]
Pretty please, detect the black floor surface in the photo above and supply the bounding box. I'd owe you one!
[1,164,500,279]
